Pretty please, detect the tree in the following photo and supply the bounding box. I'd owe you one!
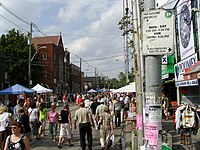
[118,72,127,87]
[0,28,43,86]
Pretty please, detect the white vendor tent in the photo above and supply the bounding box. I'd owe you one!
[112,82,135,93]
[32,84,53,93]
[87,89,97,93]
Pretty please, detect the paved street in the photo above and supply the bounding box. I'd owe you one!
[27,103,200,150]
[30,103,131,150]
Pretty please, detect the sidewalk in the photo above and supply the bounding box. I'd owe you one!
[162,119,200,150]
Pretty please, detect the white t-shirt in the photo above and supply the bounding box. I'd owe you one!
[28,108,39,122]
[13,104,22,121]
[0,112,12,131]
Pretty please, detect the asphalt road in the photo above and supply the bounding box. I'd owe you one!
[30,103,130,150]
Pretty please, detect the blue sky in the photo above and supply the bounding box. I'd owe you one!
[0,0,177,78]
[0,0,126,79]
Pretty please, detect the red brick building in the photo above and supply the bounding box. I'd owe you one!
[32,35,69,95]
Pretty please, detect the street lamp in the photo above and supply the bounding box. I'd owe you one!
[28,45,47,87]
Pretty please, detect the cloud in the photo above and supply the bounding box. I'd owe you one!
[0,0,125,78]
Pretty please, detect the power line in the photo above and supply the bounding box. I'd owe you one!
[83,53,124,62]
[0,14,28,32]
[41,31,123,39]
[0,2,30,26]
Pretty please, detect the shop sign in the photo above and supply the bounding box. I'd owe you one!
[174,53,197,82]
[175,79,198,87]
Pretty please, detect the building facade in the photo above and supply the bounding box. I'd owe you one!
[32,35,69,95]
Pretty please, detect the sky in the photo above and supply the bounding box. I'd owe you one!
[0,0,126,79]
[0,0,177,79]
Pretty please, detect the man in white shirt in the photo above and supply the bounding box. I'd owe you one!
[13,99,24,121]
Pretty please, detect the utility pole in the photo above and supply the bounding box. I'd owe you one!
[132,0,144,148]
[28,22,33,87]
[144,0,162,149]
[95,67,97,89]
[80,58,82,93]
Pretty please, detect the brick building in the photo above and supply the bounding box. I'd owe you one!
[32,35,69,95]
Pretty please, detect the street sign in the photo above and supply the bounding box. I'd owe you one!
[142,9,174,55]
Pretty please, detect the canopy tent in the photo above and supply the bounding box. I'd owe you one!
[87,89,97,93]
[32,84,53,93]
[112,82,136,93]
[0,84,36,95]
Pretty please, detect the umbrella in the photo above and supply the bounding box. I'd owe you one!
[87,89,97,93]
[0,84,36,95]
[32,84,53,93]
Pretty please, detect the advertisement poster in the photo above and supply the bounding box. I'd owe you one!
[177,0,195,60]
[136,114,143,130]
[149,104,162,123]
[145,123,158,145]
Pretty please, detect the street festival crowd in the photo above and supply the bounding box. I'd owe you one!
[0,92,137,150]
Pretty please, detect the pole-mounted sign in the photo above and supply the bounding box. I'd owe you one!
[142,9,174,55]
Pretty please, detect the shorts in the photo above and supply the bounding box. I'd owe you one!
[59,123,72,139]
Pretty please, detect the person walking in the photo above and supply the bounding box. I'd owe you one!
[114,97,122,128]
[57,104,73,148]
[98,106,114,150]
[13,99,24,121]
[74,102,94,150]
[18,109,32,142]
[28,101,39,139]
[38,102,47,137]
[0,106,14,150]
[95,99,107,129]
[47,104,59,142]
[90,98,100,130]
[4,121,30,150]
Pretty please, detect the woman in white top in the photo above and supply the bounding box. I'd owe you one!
[28,101,39,139]
[0,106,14,150]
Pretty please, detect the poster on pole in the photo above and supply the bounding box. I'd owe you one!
[148,104,162,123]
[145,92,156,105]
[136,114,143,130]
[145,123,158,145]
[142,9,174,55]
[177,0,195,60]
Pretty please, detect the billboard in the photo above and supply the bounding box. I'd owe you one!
[177,0,195,60]
[142,9,174,55]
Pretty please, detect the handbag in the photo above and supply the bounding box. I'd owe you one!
[58,115,62,123]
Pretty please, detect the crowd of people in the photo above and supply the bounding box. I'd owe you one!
[0,92,136,150]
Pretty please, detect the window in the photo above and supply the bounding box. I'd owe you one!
[43,52,47,60]
[43,70,47,77]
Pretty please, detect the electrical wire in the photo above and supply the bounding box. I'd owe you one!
[42,31,123,39]
[0,14,28,32]
[0,2,30,25]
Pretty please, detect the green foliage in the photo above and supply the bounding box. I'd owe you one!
[118,72,127,87]
[0,28,43,86]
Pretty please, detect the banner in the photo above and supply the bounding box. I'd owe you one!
[177,0,195,60]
